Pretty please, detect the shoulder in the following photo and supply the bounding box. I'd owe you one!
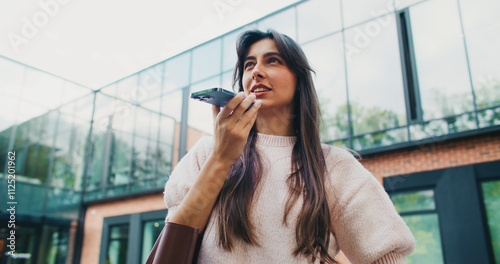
[321,143,360,169]
[321,143,376,198]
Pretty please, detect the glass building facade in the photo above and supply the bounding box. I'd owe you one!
[1,0,499,263]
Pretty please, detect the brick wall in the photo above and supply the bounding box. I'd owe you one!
[80,193,165,264]
[360,132,500,183]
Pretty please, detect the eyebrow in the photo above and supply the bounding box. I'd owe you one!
[244,51,282,61]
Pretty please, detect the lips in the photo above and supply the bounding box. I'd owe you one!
[251,83,272,93]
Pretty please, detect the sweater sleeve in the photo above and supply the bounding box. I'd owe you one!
[163,136,213,221]
[324,146,416,264]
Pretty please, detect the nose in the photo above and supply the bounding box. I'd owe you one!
[252,63,265,80]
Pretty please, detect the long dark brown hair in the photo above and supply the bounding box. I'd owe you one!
[214,29,335,263]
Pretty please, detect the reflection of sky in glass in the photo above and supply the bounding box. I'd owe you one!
[411,0,473,119]
[0,58,25,98]
[222,71,234,91]
[138,64,164,103]
[258,8,297,40]
[223,31,241,72]
[345,15,407,130]
[297,0,342,43]
[164,52,190,91]
[115,75,139,104]
[191,39,222,83]
[459,0,500,106]
[302,33,348,140]
[342,0,393,28]
[24,68,64,109]
[160,89,183,121]
[159,116,175,145]
[134,108,152,138]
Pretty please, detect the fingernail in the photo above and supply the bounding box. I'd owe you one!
[255,100,262,106]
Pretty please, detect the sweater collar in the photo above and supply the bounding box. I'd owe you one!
[256,132,297,147]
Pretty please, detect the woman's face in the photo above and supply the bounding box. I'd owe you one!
[242,38,297,111]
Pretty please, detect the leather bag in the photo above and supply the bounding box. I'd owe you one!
[145,222,201,264]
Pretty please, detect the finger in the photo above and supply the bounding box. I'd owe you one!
[230,93,257,123]
[241,101,260,134]
[219,92,245,118]
[237,99,261,130]
[212,105,220,122]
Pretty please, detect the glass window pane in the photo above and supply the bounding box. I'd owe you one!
[115,75,139,103]
[390,189,436,213]
[164,52,191,91]
[342,0,394,28]
[482,180,500,263]
[132,136,154,181]
[222,30,240,72]
[111,102,136,134]
[410,0,474,120]
[459,0,500,111]
[0,57,25,99]
[297,0,342,43]
[110,132,132,186]
[138,64,164,103]
[157,143,173,176]
[257,8,297,40]
[161,89,183,122]
[23,68,64,109]
[344,15,407,135]
[100,83,117,98]
[191,39,222,83]
[221,71,234,92]
[134,108,152,138]
[107,224,129,264]
[141,220,166,264]
[159,115,176,146]
[302,34,348,141]
[0,97,19,131]
[61,81,91,105]
[402,214,444,264]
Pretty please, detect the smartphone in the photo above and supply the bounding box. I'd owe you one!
[190,88,237,107]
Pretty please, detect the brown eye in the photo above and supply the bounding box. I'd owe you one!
[244,61,255,69]
[269,57,281,64]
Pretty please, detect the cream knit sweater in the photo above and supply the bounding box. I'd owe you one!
[164,133,415,264]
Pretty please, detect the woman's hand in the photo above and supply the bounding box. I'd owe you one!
[169,92,261,230]
[211,92,262,169]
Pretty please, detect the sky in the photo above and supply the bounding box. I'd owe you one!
[0,0,300,89]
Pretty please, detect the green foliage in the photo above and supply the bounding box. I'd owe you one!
[403,214,444,264]
[391,190,435,213]
[482,181,500,264]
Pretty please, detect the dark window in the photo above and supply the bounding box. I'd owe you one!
[481,180,500,263]
[390,189,444,263]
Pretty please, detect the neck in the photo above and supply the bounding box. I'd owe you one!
[256,106,296,136]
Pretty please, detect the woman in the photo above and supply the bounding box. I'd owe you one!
[164,29,415,263]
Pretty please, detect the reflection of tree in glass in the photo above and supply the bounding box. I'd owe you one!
[475,78,500,109]
[318,96,348,141]
[425,87,473,120]
[348,102,402,135]
[391,191,435,213]
[475,78,500,127]
[482,181,500,263]
[402,214,444,264]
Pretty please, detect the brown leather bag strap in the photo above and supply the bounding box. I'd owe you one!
[145,222,200,264]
